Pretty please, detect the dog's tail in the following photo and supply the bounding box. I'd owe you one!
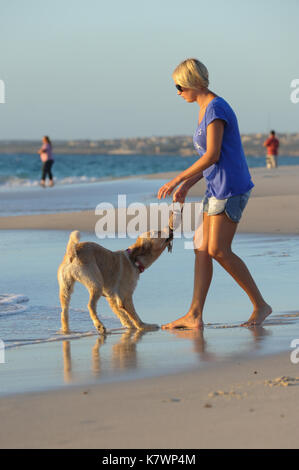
[66,230,80,262]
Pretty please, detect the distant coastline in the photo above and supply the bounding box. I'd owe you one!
[1,133,299,156]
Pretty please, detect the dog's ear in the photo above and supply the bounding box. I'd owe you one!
[128,240,152,261]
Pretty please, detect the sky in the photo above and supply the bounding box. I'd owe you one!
[0,0,298,140]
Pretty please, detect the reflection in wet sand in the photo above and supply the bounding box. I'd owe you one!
[92,336,106,377]
[62,330,145,383]
[63,341,72,383]
[163,329,214,361]
[246,325,271,348]
[112,330,145,371]
[60,311,299,386]
[163,324,271,360]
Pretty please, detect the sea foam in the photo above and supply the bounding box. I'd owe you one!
[0,294,29,315]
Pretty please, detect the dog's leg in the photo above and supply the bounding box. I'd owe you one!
[107,297,136,329]
[121,297,159,331]
[74,265,106,335]
[59,277,75,334]
[87,285,106,335]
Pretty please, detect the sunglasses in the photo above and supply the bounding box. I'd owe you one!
[175,84,183,92]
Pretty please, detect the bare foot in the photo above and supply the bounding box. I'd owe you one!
[241,303,272,327]
[162,313,203,330]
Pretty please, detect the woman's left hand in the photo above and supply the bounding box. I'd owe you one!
[157,179,179,199]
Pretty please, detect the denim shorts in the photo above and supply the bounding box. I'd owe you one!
[202,190,251,223]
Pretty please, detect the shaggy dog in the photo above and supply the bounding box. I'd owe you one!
[57,228,173,334]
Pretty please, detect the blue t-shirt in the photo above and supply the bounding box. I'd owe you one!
[193,96,254,199]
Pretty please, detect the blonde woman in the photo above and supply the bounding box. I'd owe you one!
[158,58,271,328]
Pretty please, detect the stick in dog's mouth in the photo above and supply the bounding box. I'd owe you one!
[166,204,183,252]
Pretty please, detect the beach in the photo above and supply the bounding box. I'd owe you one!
[2,0,299,452]
[0,165,299,449]
[1,351,299,449]
[1,166,299,233]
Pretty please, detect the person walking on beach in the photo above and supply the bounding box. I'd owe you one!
[38,136,54,187]
[157,58,272,328]
[263,130,279,169]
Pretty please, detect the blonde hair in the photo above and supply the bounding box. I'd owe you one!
[172,58,209,89]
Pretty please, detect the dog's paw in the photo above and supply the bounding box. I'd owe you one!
[96,324,107,335]
[138,323,159,332]
[60,328,71,335]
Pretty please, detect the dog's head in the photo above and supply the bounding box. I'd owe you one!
[128,228,173,271]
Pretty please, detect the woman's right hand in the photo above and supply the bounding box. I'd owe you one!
[172,183,190,204]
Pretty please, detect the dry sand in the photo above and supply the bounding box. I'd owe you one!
[1,165,299,449]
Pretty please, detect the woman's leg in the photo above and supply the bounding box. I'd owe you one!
[42,161,49,180]
[208,213,272,325]
[162,212,213,329]
[40,163,47,186]
[47,161,54,186]
[48,160,53,180]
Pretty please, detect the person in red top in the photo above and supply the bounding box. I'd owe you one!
[263,130,279,169]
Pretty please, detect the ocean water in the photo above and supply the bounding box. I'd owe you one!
[0,230,298,395]
[1,153,299,189]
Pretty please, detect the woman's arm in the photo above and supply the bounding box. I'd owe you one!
[181,172,203,189]
[38,143,47,154]
[158,119,225,199]
[172,173,203,203]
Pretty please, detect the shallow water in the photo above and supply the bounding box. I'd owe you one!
[0,230,299,395]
